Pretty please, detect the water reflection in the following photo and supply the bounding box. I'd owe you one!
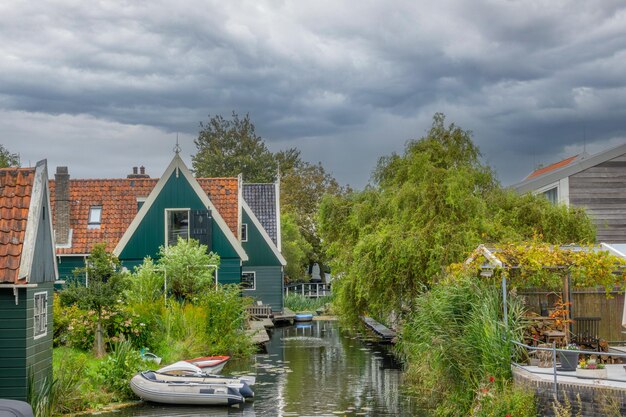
[98,321,424,416]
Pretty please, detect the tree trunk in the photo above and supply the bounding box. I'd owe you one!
[94,319,105,358]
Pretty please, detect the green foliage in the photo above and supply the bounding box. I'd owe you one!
[281,213,313,281]
[101,340,146,401]
[472,383,537,417]
[158,237,220,301]
[284,293,332,313]
[50,348,89,414]
[281,159,348,263]
[201,285,255,357]
[193,112,277,182]
[0,144,19,168]
[319,113,596,321]
[28,370,54,417]
[399,277,528,416]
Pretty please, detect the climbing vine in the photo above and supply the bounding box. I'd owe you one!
[450,239,626,294]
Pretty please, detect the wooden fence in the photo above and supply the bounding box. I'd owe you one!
[519,288,625,342]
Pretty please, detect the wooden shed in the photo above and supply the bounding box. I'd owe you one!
[0,160,58,401]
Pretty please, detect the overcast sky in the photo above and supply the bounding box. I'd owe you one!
[2,1,626,188]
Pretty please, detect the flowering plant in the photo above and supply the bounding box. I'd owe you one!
[564,343,579,350]
[578,358,605,369]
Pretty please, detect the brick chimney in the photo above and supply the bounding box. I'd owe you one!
[127,165,149,178]
[54,166,70,245]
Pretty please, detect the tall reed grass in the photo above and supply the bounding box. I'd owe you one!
[399,276,533,416]
[284,293,333,313]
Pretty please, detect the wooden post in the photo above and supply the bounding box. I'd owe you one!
[563,273,570,345]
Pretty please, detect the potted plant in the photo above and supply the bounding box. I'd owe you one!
[558,344,579,371]
[576,358,607,379]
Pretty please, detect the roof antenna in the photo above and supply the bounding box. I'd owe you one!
[173,133,181,155]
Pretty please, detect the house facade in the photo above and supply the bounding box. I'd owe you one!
[241,183,286,312]
[513,143,626,243]
[0,160,57,401]
[50,154,285,311]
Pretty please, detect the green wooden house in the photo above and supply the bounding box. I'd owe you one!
[50,154,286,311]
[0,160,57,401]
[241,183,286,312]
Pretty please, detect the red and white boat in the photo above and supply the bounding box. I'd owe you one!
[185,355,230,374]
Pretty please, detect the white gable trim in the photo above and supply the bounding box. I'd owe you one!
[275,181,282,251]
[242,200,286,266]
[19,160,59,281]
[113,154,248,261]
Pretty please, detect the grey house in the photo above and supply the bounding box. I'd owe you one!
[513,143,626,242]
[0,160,57,401]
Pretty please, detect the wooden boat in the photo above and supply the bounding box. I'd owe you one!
[185,355,230,374]
[294,313,314,322]
[130,371,246,406]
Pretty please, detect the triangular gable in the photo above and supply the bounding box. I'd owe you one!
[242,200,286,266]
[19,160,59,282]
[113,154,248,261]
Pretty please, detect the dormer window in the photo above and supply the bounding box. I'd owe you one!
[241,223,248,242]
[88,206,102,229]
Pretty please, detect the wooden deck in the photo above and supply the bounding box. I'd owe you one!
[273,307,296,323]
[361,316,396,342]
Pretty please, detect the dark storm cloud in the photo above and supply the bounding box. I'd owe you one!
[1,1,626,186]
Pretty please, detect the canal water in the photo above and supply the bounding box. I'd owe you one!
[99,320,425,416]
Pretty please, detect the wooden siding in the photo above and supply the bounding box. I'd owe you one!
[56,256,86,283]
[219,258,242,285]
[111,171,241,280]
[26,283,53,399]
[30,187,56,284]
[241,211,282,267]
[242,266,284,312]
[569,154,626,242]
[0,283,53,401]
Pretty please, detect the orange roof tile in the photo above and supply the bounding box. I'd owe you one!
[49,177,239,255]
[0,167,35,283]
[526,155,579,180]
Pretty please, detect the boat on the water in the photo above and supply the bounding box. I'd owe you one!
[156,361,256,390]
[294,313,314,322]
[185,355,230,374]
[130,371,247,406]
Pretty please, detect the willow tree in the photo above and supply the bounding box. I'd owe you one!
[319,113,595,322]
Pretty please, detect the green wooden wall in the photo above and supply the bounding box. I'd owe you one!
[241,211,282,267]
[242,266,284,312]
[56,256,86,283]
[0,283,53,401]
[100,170,241,281]
[241,210,284,311]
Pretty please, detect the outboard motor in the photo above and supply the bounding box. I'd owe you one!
[238,381,254,400]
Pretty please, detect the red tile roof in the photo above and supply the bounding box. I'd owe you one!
[49,177,239,255]
[0,168,35,283]
[526,155,579,180]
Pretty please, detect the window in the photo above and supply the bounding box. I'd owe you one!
[33,292,48,339]
[88,206,102,229]
[137,198,146,212]
[167,209,189,246]
[241,223,248,242]
[241,271,255,290]
[543,187,558,205]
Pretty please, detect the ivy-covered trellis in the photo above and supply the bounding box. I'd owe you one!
[448,241,626,343]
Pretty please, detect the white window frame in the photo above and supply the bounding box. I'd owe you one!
[33,291,48,340]
[241,223,248,242]
[241,271,256,291]
[88,206,102,229]
[164,208,190,247]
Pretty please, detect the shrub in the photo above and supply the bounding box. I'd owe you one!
[284,293,333,313]
[101,340,145,400]
[202,285,254,357]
